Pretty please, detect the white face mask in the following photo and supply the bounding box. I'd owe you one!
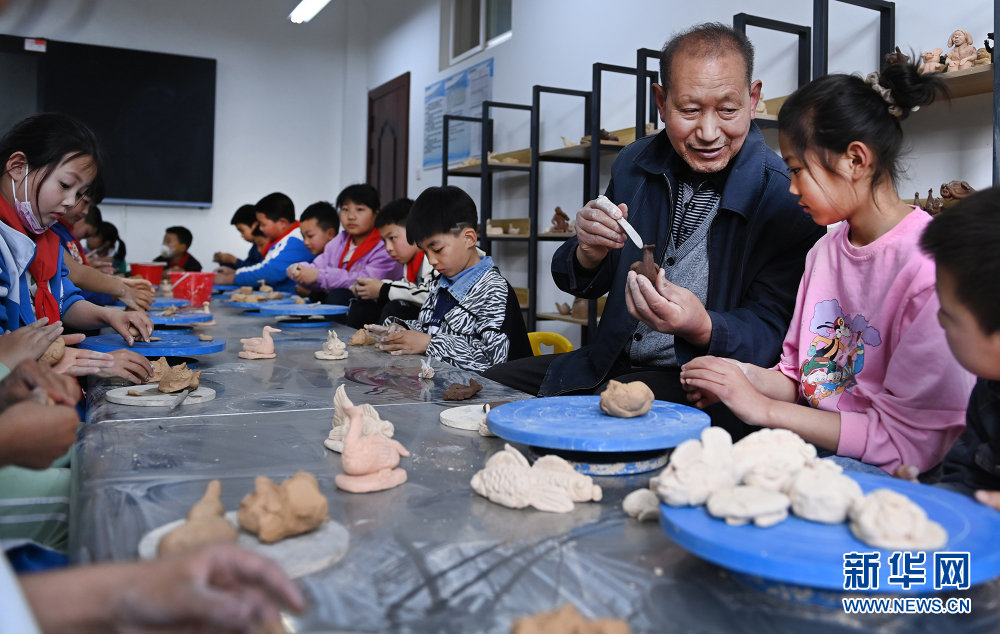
[11,167,47,234]
[160,244,175,258]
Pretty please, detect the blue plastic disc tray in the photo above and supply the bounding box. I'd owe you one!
[115,297,188,309]
[486,396,709,453]
[150,311,214,325]
[659,472,1000,593]
[257,304,348,317]
[76,333,226,356]
[214,284,239,291]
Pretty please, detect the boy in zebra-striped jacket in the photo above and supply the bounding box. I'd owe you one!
[373,186,532,373]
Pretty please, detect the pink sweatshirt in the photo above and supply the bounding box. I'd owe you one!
[297,231,402,291]
[775,208,972,473]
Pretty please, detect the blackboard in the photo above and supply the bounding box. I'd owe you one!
[0,34,216,208]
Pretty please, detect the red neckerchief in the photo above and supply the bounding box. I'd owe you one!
[0,196,61,322]
[171,252,191,269]
[406,250,424,283]
[261,221,300,256]
[58,218,88,265]
[338,230,381,272]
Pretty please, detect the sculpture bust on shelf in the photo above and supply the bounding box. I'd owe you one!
[946,29,977,72]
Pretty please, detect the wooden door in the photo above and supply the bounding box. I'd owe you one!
[367,72,410,202]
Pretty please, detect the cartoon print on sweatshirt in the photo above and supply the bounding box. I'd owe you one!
[799,299,882,407]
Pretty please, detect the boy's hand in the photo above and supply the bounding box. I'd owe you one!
[213,251,237,265]
[353,277,384,300]
[0,359,80,411]
[975,490,1000,512]
[0,318,64,369]
[103,308,154,346]
[119,278,154,311]
[288,266,319,285]
[214,268,236,285]
[97,349,154,384]
[377,330,431,356]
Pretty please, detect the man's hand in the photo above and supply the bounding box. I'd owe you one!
[102,308,154,346]
[353,277,384,300]
[0,318,64,369]
[574,195,628,270]
[624,269,712,347]
[0,400,79,469]
[376,330,431,356]
[119,277,155,311]
[0,359,80,411]
[97,349,154,384]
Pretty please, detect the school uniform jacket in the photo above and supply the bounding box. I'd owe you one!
[402,256,532,373]
[379,256,437,306]
[0,222,84,331]
[233,232,312,294]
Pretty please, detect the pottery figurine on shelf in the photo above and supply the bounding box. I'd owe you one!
[550,206,571,233]
[940,180,975,200]
[555,302,571,316]
[925,188,944,216]
[334,403,410,493]
[919,48,944,75]
[315,330,348,360]
[238,326,281,359]
[946,29,976,72]
[974,47,992,66]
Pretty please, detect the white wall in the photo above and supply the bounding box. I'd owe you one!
[351,0,994,346]
[0,0,350,267]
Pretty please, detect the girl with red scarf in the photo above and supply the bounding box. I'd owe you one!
[0,114,153,384]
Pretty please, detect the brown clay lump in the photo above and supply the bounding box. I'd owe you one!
[157,363,202,393]
[511,604,629,634]
[443,378,483,401]
[348,329,377,346]
[599,380,654,418]
[147,357,171,383]
[237,472,329,543]
[157,480,238,557]
[40,337,65,366]
[629,244,659,284]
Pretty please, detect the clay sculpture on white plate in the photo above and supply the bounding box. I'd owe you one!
[314,330,348,360]
[849,488,948,550]
[157,480,238,556]
[623,488,660,522]
[786,459,863,524]
[238,326,281,359]
[470,444,602,513]
[334,404,410,493]
[599,379,654,417]
[157,363,202,393]
[706,485,791,528]
[324,385,395,453]
[237,471,330,543]
[652,426,737,506]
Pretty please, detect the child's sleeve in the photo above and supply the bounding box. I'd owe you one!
[56,250,85,316]
[939,380,1000,495]
[234,238,312,287]
[383,259,436,306]
[837,285,974,473]
[424,276,511,373]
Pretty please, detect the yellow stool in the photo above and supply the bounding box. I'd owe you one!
[527,331,574,356]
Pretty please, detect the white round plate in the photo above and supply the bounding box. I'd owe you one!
[105,385,217,407]
[439,403,487,430]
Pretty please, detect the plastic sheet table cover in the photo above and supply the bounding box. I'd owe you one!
[70,302,998,632]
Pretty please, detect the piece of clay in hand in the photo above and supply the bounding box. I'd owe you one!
[40,337,65,366]
[629,244,659,283]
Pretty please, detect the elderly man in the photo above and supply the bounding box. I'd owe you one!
[484,23,824,438]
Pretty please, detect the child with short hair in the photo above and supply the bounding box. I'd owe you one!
[287,184,400,305]
[680,61,974,474]
[298,201,340,255]
[374,186,532,372]
[85,220,128,275]
[347,197,437,327]
[913,188,1000,509]
[215,192,312,293]
[154,226,202,271]
[214,204,263,269]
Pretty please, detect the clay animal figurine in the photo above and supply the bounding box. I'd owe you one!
[238,326,281,359]
[470,444,602,513]
[419,358,435,379]
[599,379,655,418]
[555,302,571,315]
[258,280,274,294]
[325,385,396,453]
[334,404,410,493]
[597,128,619,142]
[946,29,977,71]
[974,47,992,66]
[629,244,659,284]
[315,330,348,360]
[925,188,944,216]
[940,180,975,200]
[237,472,329,543]
[158,480,238,556]
[550,207,571,233]
[918,48,944,74]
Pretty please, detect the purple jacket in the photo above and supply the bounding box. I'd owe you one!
[298,231,402,290]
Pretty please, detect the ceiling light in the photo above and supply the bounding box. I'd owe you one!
[289,0,332,24]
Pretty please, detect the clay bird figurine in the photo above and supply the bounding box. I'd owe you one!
[334,404,410,493]
[238,325,281,359]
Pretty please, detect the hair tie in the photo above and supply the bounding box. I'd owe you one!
[865,72,903,117]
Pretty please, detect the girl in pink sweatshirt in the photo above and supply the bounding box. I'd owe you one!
[680,61,973,474]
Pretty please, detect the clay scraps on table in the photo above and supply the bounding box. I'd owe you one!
[157,363,202,393]
[230,293,261,303]
[599,380,654,418]
[334,403,410,493]
[629,244,659,283]
[443,378,483,401]
[158,480,238,556]
[237,472,329,543]
[40,337,65,366]
[237,286,254,294]
[470,444,602,513]
[511,603,629,634]
[160,305,179,317]
[198,334,214,341]
[293,296,307,305]
[324,385,395,453]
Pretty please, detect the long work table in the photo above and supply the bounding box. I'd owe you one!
[69,295,998,633]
